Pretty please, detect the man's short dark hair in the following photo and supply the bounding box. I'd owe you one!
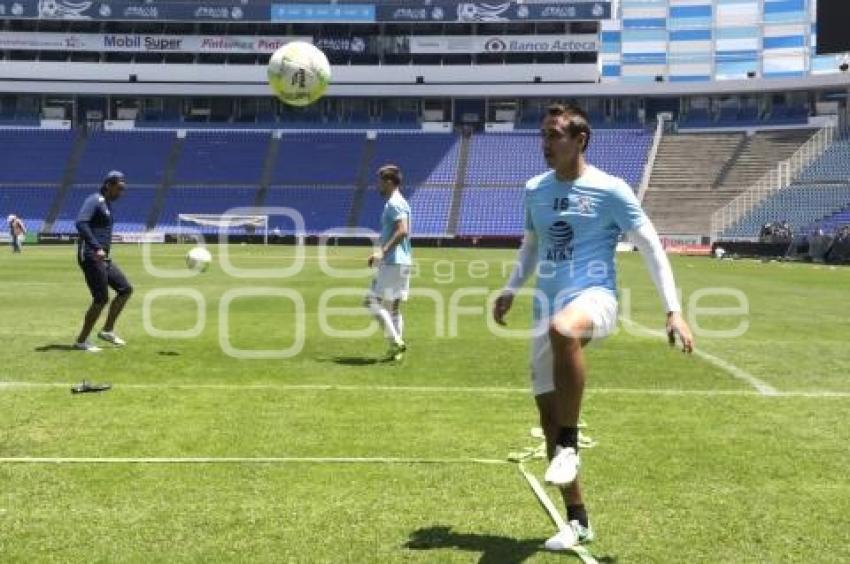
[377,164,402,186]
[546,103,592,153]
[101,170,126,193]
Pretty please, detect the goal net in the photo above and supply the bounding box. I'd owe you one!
[177,213,269,244]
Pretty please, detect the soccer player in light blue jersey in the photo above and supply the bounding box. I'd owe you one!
[365,164,412,361]
[493,104,694,551]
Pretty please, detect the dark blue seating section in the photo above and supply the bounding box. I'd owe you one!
[0,130,75,184]
[51,185,159,234]
[264,186,355,234]
[464,130,650,188]
[173,131,269,185]
[679,105,809,129]
[797,140,850,183]
[0,127,651,237]
[0,186,57,233]
[369,133,460,186]
[157,186,259,234]
[723,184,850,238]
[812,206,850,234]
[75,130,175,184]
[358,187,452,237]
[724,138,850,237]
[456,187,525,236]
[273,133,366,185]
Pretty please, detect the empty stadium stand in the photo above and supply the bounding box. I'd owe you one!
[0,125,700,240]
[0,186,57,234]
[813,206,850,234]
[0,129,76,184]
[723,137,850,237]
[74,130,175,185]
[723,184,850,237]
[644,130,816,235]
[173,131,269,185]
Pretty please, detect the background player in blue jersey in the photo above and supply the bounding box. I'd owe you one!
[493,104,694,551]
[364,164,412,361]
[73,171,133,352]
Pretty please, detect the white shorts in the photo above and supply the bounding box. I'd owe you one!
[368,264,411,302]
[530,288,618,396]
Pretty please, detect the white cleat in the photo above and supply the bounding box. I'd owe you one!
[73,341,102,353]
[544,445,580,487]
[97,331,126,347]
[544,520,595,551]
[544,526,578,551]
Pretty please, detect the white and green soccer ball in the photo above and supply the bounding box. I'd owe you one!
[186,246,212,272]
[267,41,331,107]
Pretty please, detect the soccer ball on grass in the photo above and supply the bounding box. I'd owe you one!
[186,246,212,272]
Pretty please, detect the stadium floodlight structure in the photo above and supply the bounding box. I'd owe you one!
[178,213,269,244]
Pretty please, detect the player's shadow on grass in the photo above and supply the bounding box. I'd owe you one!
[34,344,78,352]
[405,525,544,563]
[406,525,616,564]
[323,356,392,366]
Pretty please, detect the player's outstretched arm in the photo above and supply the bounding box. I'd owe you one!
[493,230,538,326]
[628,221,694,353]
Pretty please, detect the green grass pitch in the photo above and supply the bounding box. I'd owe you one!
[1,244,848,562]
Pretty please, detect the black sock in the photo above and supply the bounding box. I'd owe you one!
[567,504,589,528]
[556,426,579,449]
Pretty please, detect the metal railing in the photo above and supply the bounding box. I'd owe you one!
[710,122,838,240]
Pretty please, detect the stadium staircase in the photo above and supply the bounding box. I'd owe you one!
[253,132,281,208]
[715,130,816,191]
[146,134,184,230]
[644,132,743,235]
[446,133,473,236]
[711,135,750,189]
[42,129,88,233]
[346,133,377,230]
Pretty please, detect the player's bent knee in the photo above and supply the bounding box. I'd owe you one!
[548,320,582,344]
[118,284,133,297]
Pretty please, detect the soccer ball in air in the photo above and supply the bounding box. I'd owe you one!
[186,246,212,272]
[267,41,331,107]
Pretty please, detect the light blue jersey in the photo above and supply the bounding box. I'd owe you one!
[524,165,646,318]
[381,190,412,265]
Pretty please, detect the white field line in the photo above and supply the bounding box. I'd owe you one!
[0,456,508,465]
[1,381,847,398]
[19,248,513,264]
[620,317,779,396]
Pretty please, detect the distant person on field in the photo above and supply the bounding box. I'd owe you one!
[73,171,133,352]
[7,214,26,253]
[492,104,694,552]
[364,164,412,361]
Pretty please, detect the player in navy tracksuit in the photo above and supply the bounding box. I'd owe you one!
[73,171,133,352]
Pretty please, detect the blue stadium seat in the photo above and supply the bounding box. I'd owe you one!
[358,187,452,236]
[456,187,525,236]
[264,186,355,234]
[156,186,260,234]
[75,130,176,185]
[0,130,76,184]
[173,131,270,185]
[369,133,460,186]
[0,186,57,233]
[52,185,158,234]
